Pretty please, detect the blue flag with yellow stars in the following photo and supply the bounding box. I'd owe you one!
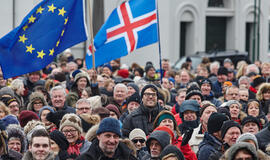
[0,0,88,79]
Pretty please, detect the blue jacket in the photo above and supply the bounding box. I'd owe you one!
[197,132,222,160]
[212,80,223,98]
[202,92,222,107]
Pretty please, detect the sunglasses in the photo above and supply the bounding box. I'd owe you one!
[132,139,145,143]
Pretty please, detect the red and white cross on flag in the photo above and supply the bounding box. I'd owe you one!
[106,1,157,53]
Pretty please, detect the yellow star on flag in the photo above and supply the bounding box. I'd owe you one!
[61,30,65,36]
[48,4,56,13]
[58,7,66,16]
[56,40,60,47]
[49,48,54,56]
[64,17,68,25]
[26,44,35,54]
[23,25,28,31]
[37,50,46,59]
[36,6,44,14]
[28,15,36,23]
[19,34,28,43]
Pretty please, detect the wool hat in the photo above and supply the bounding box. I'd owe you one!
[117,69,129,78]
[129,128,146,141]
[46,110,68,128]
[221,120,242,139]
[200,78,212,89]
[144,64,155,73]
[217,66,228,76]
[207,112,229,134]
[105,104,121,119]
[241,116,260,129]
[126,92,141,106]
[252,75,265,88]
[0,97,18,107]
[50,130,69,150]
[179,100,200,117]
[160,145,185,160]
[146,130,170,150]
[96,117,121,137]
[227,142,258,160]
[6,124,27,153]
[224,58,232,64]
[141,84,158,97]
[88,96,102,109]
[127,83,140,94]
[1,115,19,128]
[71,69,81,79]
[236,133,259,150]
[185,86,203,100]
[102,63,112,71]
[74,72,90,84]
[18,110,39,127]
[157,113,175,127]
[0,87,15,98]
[217,107,231,120]
[92,107,110,119]
[38,106,55,118]
[59,113,83,133]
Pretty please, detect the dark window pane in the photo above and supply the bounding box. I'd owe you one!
[208,0,224,7]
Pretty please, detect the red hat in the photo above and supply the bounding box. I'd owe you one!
[18,110,39,127]
[117,69,129,78]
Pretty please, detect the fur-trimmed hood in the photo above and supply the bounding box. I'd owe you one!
[22,150,55,160]
[85,124,99,142]
[79,114,100,133]
[27,92,48,112]
[6,125,26,153]
[257,83,270,101]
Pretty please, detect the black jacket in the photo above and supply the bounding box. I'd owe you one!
[256,125,270,152]
[122,103,164,137]
[76,138,137,160]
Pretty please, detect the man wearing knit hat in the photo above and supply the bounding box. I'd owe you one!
[200,78,222,107]
[122,84,164,137]
[59,113,91,158]
[185,85,203,105]
[197,112,228,160]
[221,120,242,147]
[143,64,159,83]
[212,66,228,98]
[242,116,260,134]
[119,92,141,122]
[77,117,137,159]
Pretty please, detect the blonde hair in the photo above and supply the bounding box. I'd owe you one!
[256,83,270,101]
[0,101,10,116]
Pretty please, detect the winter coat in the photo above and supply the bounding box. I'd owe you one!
[220,148,270,160]
[122,103,164,137]
[119,111,129,122]
[256,126,270,152]
[202,92,222,107]
[212,80,223,98]
[197,132,223,160]
[27,92,48,113]
[188,124,204,153]
[0,149,23,160]
[54,104,75,114]
[75,138,137,160]
[22,151,55,160]
[173,135,197,160]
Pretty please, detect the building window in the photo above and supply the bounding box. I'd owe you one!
[206,17,226,52]
[208,0,224,7]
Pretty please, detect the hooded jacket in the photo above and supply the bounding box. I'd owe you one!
[27,92,48,112]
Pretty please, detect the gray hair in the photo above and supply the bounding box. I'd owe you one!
[76,98,91,109]
[49,85,66,97]
[10,79,24,91]
[210,61,220,71]
[246,64,259,75]
[238,76,250,84]
[113,83,128,93]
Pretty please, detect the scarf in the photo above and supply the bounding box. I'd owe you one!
[67,136,84,158]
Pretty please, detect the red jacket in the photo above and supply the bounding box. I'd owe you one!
[174,114,183,126]
[172,135,197,160]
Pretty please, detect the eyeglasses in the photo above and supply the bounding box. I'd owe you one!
[132,139,145,143]
[62,129,77,134]
[144,92,157,97]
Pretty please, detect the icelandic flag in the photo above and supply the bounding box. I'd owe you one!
[86,0,158,69]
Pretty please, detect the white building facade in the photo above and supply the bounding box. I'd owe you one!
[1,0,270,68]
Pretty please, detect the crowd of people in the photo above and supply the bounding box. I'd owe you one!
[0,49,270,160]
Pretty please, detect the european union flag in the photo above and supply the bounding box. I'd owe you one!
[85,0,158,69]
[0,0,87,79]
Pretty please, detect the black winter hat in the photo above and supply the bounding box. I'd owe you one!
[49,130,69,150]
[144,64,155,73]
[146,130,170,151]
[200,78,212,89]
[241,116,260,128]
[185,86,203,100]
[207,112,229,134]
[218,66,228,76]
[141,84,158,97]
[160,145,185,160]
[127,83,140,94]
[126,92,141,106]
[217,107,231,120]
[252,76,265,88]
[46,110,68,128]
[221,120,242,139]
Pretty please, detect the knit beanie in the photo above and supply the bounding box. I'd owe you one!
[121,78,134,84]
[18,110,39,127]
[146,130,170,150]
[236,133,259,150]
[207,112,229,134]
[105,104,121,119]
[59,113,83,133]
[96,117,121,137]
[217,107,231,120]
[157,113,175,126]
[141,84,158,97]
[117,69,129,78]
[102,63,112,71]
[88,96,102,109]
[50,130,69,150]
[160,145,185,160]
[126,92,141,106]
[252,75,265,88]
[38,106,55,118]
[144,64,155,73]
[185,86,203,100]
[127,83,140,94]
[221,120,242,139]
[218,66,228,76]
[241,116,260,129]
[1,115,19,128]
[200,78,212,89]
[1,97,18,107]
[129,128,146,141]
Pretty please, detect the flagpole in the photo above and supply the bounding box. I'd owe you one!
[88,0,95,69]
[156,0,163,84]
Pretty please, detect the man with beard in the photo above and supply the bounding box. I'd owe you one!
[50,86,75,113]
[22,129,54,160]
[122,84,164,137]
[76,117,137,159]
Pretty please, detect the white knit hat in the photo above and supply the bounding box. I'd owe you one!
[59,113,82,133]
